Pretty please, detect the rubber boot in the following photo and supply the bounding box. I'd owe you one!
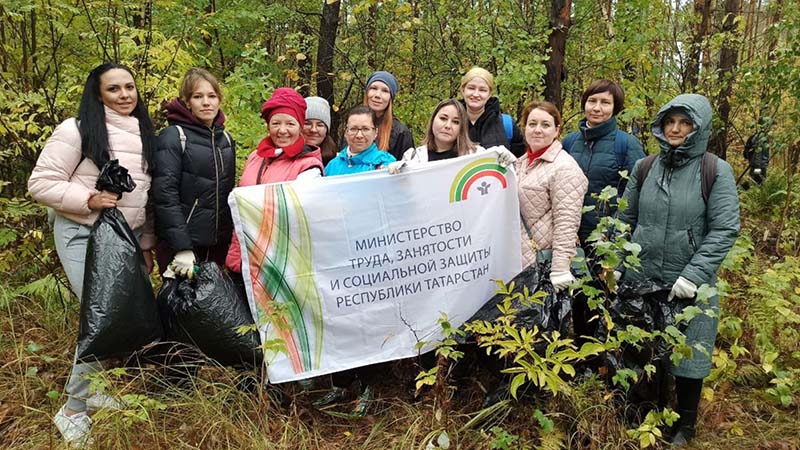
[669,408,697,446]
[669,376,702,446]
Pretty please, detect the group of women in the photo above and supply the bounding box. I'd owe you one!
[29,62,739,447]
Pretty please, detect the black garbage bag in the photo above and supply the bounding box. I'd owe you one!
[598,280,692,422]
[156,262,263,367]
[459,259,573,343]
[76,160,163,361]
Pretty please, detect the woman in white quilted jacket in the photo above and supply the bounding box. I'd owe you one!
[28,62,157,447]
[514,100,588,292]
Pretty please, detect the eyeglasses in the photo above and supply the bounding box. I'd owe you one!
[345,126,375,136]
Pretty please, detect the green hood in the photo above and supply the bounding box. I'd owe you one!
[651,94,712,165]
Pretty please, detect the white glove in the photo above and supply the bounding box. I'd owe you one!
[668,276,697,301]
[170,250,196,279]
[487,145,517,168]
[162,266,176,279]
[387,161,406,175]
[550,271,576,293]
[613,270,622,282]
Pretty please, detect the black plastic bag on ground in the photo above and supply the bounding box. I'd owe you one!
[156,262,263,367]
[598,280,692,422]
[76,160,163,361]
[459,259,573,343]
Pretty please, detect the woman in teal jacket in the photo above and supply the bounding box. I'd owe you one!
[562,80,646,348]
[325,106,396,176]
[619,94,740,446]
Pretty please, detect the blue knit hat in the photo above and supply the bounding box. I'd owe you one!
[366,71,398,100]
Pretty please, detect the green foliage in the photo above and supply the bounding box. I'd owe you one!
[625,408,679,449]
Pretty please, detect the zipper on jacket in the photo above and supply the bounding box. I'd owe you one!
[186,198,199,224]
[211,129,220,243]
[687,229,697,252]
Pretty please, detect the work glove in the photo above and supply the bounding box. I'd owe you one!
[487,145,517,168]
[550,271,576,293]
[387,161,406,175]
[169,250,196,279]
[162,266,176,279]
[668,276,697,301]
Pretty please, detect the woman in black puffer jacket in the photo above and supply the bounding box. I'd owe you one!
[153,68,236,277]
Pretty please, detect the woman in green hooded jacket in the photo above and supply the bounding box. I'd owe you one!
[619,94,740,446]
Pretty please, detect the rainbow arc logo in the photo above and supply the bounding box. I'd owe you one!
[448,157,509,203]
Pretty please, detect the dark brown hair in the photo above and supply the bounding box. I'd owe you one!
[580,79,625,116]
[422,99,476,156]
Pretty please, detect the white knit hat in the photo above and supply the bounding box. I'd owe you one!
[304,96,331,129]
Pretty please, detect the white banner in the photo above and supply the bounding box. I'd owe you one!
[229,151,522,383]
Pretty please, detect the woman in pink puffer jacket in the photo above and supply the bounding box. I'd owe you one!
[28,62,157,447]
[515,100,588,293]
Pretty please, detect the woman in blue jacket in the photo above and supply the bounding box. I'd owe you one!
[325,106,396,176]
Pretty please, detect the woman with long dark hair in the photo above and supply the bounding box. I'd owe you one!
[387,99,516,172]
[28,62,157,446]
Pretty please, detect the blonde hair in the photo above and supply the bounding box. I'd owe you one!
[459,67,495,93]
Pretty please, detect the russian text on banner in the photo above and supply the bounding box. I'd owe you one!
[229,151,522,383]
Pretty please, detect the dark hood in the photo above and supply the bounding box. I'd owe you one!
[459,96,502,124]
[651,94,711,166]
[164,98,226,128]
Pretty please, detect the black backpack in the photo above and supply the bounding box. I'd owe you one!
[636,152,718,204]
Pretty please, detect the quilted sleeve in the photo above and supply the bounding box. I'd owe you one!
[550,160,588,272]
[28,119,96,215]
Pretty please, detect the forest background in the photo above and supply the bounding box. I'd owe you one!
[1,0,800,448]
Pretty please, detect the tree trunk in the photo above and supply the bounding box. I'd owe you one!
[316,0,341,140]
[297,24,312,97]
[709,0,742,160]
[683,0,712,90]
[543,0,570,110]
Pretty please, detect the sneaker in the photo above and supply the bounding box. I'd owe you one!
[54,405,93,448]
[312,386,347,408]
[351,385,373,417]
[86,393,126,413]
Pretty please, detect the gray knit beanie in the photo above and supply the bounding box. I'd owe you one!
[304,96,331,129]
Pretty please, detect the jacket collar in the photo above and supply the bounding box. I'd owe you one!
[538,139,563,163]
[104,105,140,134]
[579,116,617,141]
[338,143,384,165]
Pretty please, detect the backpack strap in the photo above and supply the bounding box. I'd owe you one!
[562,132,579,153]
[613,130,631,170]
[635,154,657,193]
[175,125,187,154]
[636,153,718,204]
[700,152,718,204]
[222,130,233,149]
[501,114,513,143]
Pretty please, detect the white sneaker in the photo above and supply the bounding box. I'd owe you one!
[54,404,93,448]
[86,393,125,412]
